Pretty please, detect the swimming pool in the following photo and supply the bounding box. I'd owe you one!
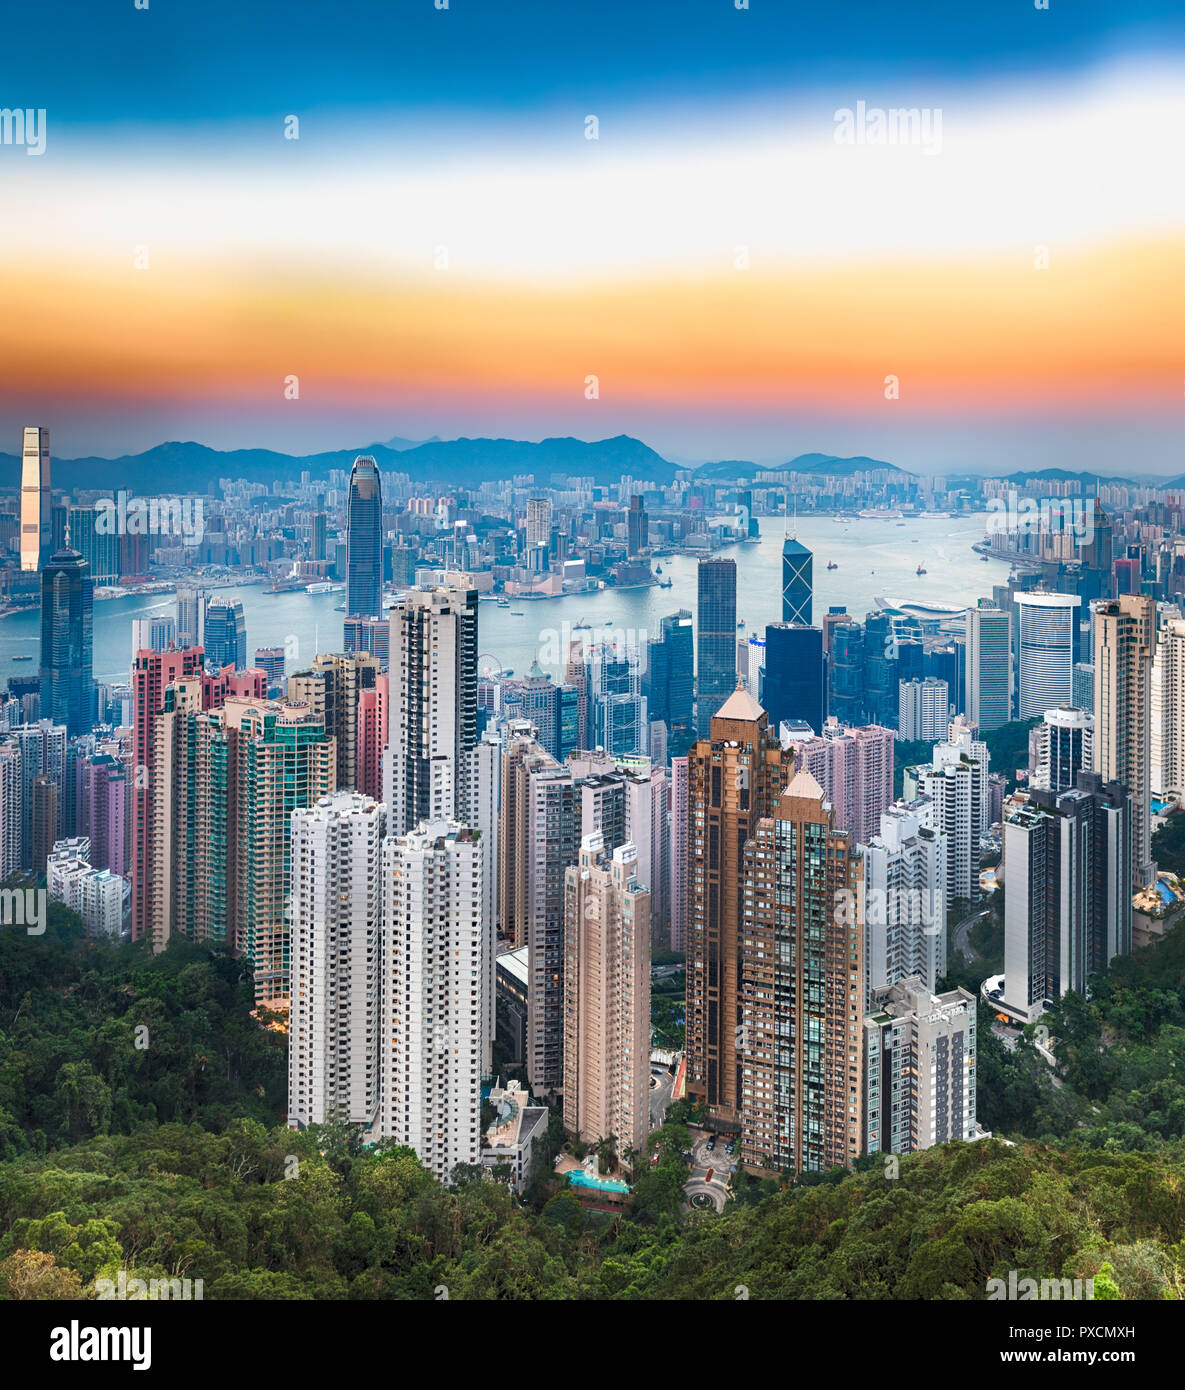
[567,1169,630,1195]
[1156,879,1177,907]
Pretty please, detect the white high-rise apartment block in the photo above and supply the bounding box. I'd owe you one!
[288,793,385,1132]
[525,496,553,548]
[1014,592,1081,719]
[0,740,22,880]
[860,801,948,1001]
[898,677,949,742]
[904,718,988,904]
[1152,617,1185,802]
[383,581,478,835]
[47,838,124,937]
[466,731,502,1072]
[379,819,484,1183]
[1029,706,1093,794]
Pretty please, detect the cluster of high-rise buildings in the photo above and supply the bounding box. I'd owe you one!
[5,431,1182,1184]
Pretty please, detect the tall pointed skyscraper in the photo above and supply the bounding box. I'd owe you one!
[39,539,93,737]
[781,535,813,625]
[696,556,737,735]
[346,454,383,622]
[21,426,52,572]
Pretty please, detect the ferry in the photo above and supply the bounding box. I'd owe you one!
[305,581,342,595]
[12,654,32,662]
[496,597,510,608]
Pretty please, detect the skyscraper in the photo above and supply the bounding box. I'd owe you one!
[904,718,989,904]
[203,598,247,671]
[898,677,950,742]
[669,756,689,951]
[685,687,794,1127]
[965,601,1011,733]
[861,801,948,997]
[1002,773,1131,1021]
[696,556,737,735]
[39,542,94,737]
[585,639,647,757]
[645,609,694,758]
[1014,592,1081,719]
[379,819,484,1183]
[20,426,51,572]
[562,835,651,1156]
[1152,617,1185,801]
[175,588,208,648]
[738,771,863,1174]
[762,623,826,736]
[288,792,385,1131]
[346,455,383,621]
[792,718,895,848]
[1030,705,1093,794]
[781,535,813,625]
[384,580,478,833]
[626,494,648,557]
[288,650,379,792]
[864,979,978,1156]
[1093,594,1155,888]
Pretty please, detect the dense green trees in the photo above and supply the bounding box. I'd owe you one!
[4,905,1185,1298]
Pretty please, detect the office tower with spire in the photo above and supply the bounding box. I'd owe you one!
[562,835,651,1156]
[738,770,863,1174]
[696,556,737,736]
[685,687,795,1127]
[965,601,1011,732]
[384,579,478,833]
[1093,594,1155,888]
[20,426,52,572]
[39,539,94,737]
[378,819,485,1183]
[1014,592,1082,719]
[203,597,247,671]
[781,532,813,626]
[346,455,383,621]
[288,792,385,1131]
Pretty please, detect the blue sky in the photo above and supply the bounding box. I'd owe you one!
[5,1,1185,123]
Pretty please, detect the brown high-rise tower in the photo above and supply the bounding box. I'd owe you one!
[684,686,794,1127]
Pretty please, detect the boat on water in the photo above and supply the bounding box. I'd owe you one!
[333,602,346,612]
[737,620,745,628]
[510,610,524,616]
[12,654,32,662]
[496,597,510,608]
[916,565,927,575]
[604,618,613,626]
[826,561,838,570]
[655,564,662,574]
[305,581,342,595]
[659,578,672,588]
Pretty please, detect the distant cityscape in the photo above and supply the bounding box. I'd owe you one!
[4,423,1184,1191]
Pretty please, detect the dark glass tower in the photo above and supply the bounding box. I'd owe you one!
[39,543,94,736]
[346,455,383,621]
[204,598,247,670]
[782,536,813,625]
[763,623,826,736]
[696,558,737,735]
[645,609,695,757]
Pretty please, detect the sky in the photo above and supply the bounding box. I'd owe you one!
[2,0,1184,474]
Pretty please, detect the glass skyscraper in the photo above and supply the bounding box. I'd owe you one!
[204,598,247,671]
[696,557,737,736]
[346,454,383,621]
[781,536,813,625]
[39,542,94,737]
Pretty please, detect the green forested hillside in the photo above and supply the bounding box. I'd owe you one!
[2,912,1185,1299]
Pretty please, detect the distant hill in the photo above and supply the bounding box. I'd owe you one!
[695,452,910,481]
[0,433,679,494]
[998,468,1127,488]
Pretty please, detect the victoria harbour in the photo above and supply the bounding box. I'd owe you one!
[0,512,1012,687]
